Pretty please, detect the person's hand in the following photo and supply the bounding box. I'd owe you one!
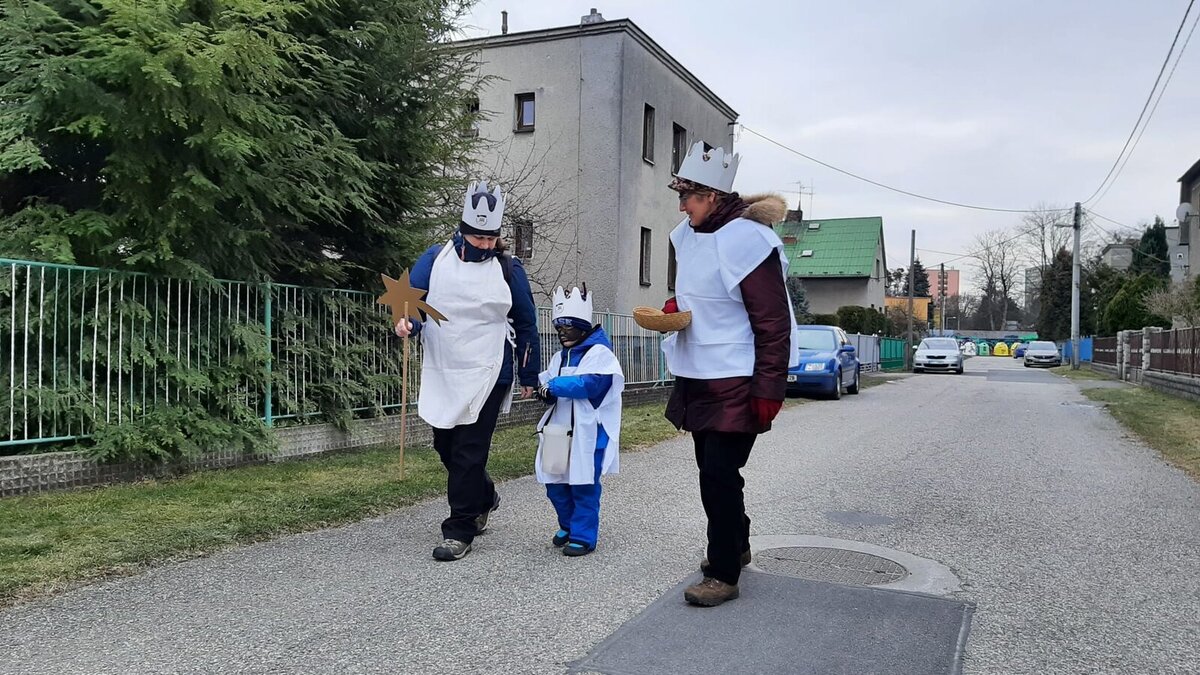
[662,297,679,314]
[751,397,783,428]
[520,386,535,399]
[394,319,413,338]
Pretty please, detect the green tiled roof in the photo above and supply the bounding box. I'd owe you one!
[773,216,883,278]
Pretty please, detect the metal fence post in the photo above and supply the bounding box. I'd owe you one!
[263,282,273,428]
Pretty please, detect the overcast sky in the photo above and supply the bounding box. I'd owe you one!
[460,1,1200,285]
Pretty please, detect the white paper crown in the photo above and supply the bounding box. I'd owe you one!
[675,141,740,193]
[552,286,593,324]
[461,180,505,233]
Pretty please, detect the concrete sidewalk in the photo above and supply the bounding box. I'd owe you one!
[2,358,1199,674]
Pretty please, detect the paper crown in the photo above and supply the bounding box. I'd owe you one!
[461,180,505,233]
[675,141,740,193]
[552,285,593,324]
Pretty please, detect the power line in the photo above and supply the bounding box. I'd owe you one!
[739,124,1072,215]
[1083,0,1196,205]
[1090,6,1200,209]
[920,221,1052,268]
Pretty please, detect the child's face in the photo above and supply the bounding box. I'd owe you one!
[555,324,586,348]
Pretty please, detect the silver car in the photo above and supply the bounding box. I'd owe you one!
[1023,341,1062,367]
[913,337,965,374]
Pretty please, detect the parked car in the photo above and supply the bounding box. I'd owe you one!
[913,337,965,374]
[1012,343,1028,359]
[787,325,861,399]
[1023,341,1062,367]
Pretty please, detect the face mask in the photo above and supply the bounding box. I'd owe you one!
[455,232,497,262]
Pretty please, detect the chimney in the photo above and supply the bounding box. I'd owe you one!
[501,10,508,34]
[581,8,605,25]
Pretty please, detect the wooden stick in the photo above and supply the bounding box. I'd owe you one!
[399,301,408,480]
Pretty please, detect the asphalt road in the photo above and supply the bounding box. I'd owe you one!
[2,357,1198,674]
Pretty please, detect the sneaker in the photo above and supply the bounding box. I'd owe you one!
[432,538,472,561]
[552,529,570,547]
[699,550,752,575]
[563,542,592,557]
[475,493,501,535]
[684,577,740,607]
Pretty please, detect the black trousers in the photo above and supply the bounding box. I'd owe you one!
[432,381,509,543]
[693,430,756,585]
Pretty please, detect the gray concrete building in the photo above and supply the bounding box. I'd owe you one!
[1179,158,1199,281]
[1166,225,1189,283]
[1100,241,1135,270]
[454,11,737,312]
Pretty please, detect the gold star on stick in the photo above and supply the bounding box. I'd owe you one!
[377,269,447,326]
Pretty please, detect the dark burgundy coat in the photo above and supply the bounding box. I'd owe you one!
[665,195,792,434]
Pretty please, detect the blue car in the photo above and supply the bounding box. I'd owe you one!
[786,325,861,400]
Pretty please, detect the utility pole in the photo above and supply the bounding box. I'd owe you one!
[939,262,947,334]
[907,230,916,369]
[1071,201,1082,370]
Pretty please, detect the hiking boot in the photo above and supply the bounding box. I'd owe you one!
[699,550,752,576]
[563,542,592,557]
[475,492,501,535]
[552,529,570,547]
[432,538,472,561]
[684,577,740,607]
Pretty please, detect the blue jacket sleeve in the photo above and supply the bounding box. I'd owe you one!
[547,373,613,408]
[507,257,541,387]
[402,245,440,337]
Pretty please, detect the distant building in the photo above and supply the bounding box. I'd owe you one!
[924,267,960,298]
[1100,240,1136,270]
[775,216,887,315]
[1180,158,1199,280]
[1166,225,1189,283]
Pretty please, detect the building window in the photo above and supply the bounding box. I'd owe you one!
[463,96,480,138]
[639,227,652,286]
[642,104,655,164]
[513,219,533,259]
[515,93,535,132]
[671,123,687,174]
[667,241,677,290]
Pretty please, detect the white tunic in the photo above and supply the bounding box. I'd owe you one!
[417,242,513,429]
[662,217,800,379]
[534,345,624,485]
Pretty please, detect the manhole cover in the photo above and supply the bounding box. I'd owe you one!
[755,546,909,586]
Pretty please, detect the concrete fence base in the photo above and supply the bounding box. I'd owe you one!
[1141,371,1200,403]
[1,386,674,498]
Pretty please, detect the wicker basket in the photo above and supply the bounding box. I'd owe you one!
[632,306,692,332]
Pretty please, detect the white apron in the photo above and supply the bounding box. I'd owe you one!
[534,345,624,485]
[417,242,513,429]
[662,217,800,378]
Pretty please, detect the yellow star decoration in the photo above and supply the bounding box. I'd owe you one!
[377,269,448,326]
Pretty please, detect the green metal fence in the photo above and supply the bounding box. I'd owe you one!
[880,337,907,372]
[2,258,672,451]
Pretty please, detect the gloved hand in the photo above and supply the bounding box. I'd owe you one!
[662,297,679,314]
[751,397,783,428]
[536,383,555,404]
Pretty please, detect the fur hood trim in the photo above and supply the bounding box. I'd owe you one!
[741,193,787,226]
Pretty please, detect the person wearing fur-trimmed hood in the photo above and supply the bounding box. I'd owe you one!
[660,142,800,607]
[533,284,624,556]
